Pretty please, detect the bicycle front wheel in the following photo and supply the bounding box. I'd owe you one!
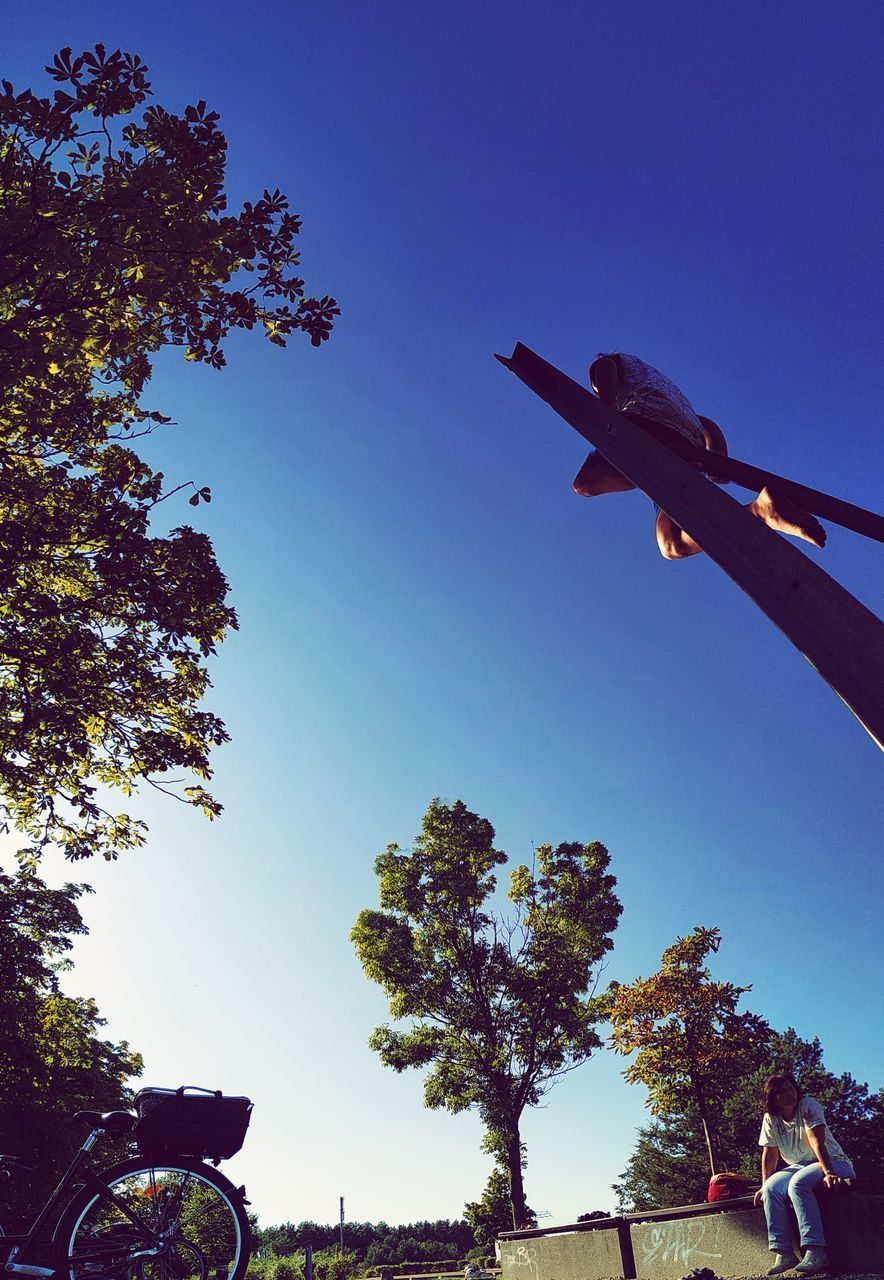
[53,1157,251,1280]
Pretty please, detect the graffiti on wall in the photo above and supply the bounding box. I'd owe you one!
[503,1243,539,1280]
[640,1215,724,1269]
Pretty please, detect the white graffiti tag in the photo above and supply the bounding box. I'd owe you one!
[640,1216,724,1269]
[505,1244,539,1280]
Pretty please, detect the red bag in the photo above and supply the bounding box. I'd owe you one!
[707,1172,754,1202]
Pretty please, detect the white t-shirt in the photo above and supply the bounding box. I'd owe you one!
[758,1095,852,1168]
[611,353,706,447]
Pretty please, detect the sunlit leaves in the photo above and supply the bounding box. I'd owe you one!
[0,45,337,862]
[608,925,773,1170]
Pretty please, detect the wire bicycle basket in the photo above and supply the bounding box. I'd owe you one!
[133,1087,252,1162]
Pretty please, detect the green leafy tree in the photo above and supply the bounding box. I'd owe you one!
[271,1260,304,1280]
[464,1168,518,1252]
[351,798,622,1228]
[361,1221,475,1266]
[608,926,771,1175]
[0,868,143,1223]
[313,1250,360,1280]
[612,1114,711,1211]
[0,46,338,864]
[259,1225,305,1257]
[255,1221,476,1268]
[260,1223,333,1254]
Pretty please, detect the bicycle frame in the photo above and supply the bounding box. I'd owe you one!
[3,1129,156,1277]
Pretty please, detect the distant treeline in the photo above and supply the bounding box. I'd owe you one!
[256,1220,478,1266]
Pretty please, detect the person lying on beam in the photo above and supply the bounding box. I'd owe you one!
[573,352,826,559]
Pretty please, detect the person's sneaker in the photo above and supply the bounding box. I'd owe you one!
[767,1253,799,1275]
[794,1249,830,1274]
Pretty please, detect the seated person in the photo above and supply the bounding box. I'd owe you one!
[753,1073,855,1275]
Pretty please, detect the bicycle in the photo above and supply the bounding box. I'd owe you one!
[1,1087,253,1280]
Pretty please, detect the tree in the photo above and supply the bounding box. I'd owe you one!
[0,868,143,1223]
[728,1029,884,1185]
[464,1168,519,1252]
[608,926,771,1175]
[259,1224,306,1257]
[254,1220,476,1268]
[613,1027,884,1211]
[0,46,339,864]
[351,798,622,1228]
[612,1114,711,1211]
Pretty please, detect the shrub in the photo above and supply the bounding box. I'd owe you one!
[272,1258,305,1280]
[313,1249,361,1280]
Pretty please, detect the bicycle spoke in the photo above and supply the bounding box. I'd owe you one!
[60,1164,246,1280]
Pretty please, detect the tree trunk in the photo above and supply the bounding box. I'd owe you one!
[699,1112,719,1176]
[505,1131,527,1229]
[690,1073,720,1175]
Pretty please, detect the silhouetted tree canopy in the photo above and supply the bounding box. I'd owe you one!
[0,869,143,1223]
[0,46,338,863]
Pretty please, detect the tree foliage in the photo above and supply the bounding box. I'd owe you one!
[0,46,338,863]
[463,1168,520,1252]
[608,925,771,1174]
[0,868,143,1224]
[254,1220,476,1267]
[612,1114,712,1211]
[351,798,622,1228]
[731,1029,884,1185]
[252,1250,362,1280]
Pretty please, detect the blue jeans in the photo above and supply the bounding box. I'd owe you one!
[762,1159,856,1250]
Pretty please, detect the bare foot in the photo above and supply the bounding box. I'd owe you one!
[750,486,827,548]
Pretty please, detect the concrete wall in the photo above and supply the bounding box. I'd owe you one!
[817,1192,884,1272]
[630,1207,769,1279]
[499,1194,884,1280]
[499,1226,625,1280]
[630,1195,884,1279]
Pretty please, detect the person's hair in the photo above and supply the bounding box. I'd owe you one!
[763,1073,803,1117]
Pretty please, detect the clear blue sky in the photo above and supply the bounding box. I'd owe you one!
[6,0,884,1231]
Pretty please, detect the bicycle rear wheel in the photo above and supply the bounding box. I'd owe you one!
[53,1158,251,1280]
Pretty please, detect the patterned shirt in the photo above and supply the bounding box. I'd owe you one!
[611,353,706,447]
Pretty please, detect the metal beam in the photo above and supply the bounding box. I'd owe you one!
[634,436,884,544]
[497,342,884,751]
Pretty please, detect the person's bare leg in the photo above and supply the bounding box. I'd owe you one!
[656,511,702,559]
[573,450,636,497]
[656,486,826,560]
[750,485,827,547]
